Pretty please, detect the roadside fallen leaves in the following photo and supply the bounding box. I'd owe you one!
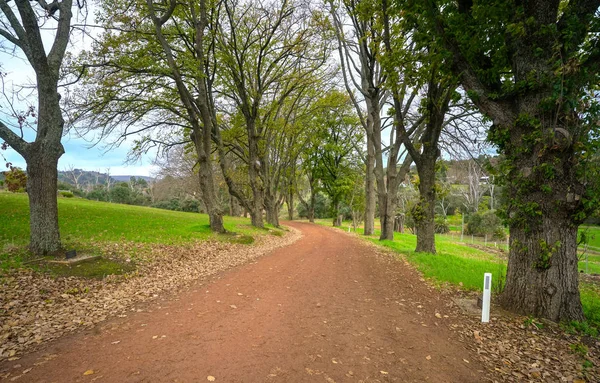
[447,292,600,382]
[0,229,302,362]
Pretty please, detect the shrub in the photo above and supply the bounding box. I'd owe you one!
[466,210,506,240]
[434,216,450,234]
[3,167,27,193]
[59,190,74,198]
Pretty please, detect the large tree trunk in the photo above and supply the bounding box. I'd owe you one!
[26,146,63,255]
[414,158,436,253]
[264,192,279,227]
[501,216,583,321]
[498,117,585,321]
[196,146,225,233]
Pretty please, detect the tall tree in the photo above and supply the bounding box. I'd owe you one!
[329,0,382,236]
[0,0,79,254]
[418,0,600,321]
[215,0,330,228]
[146,0,225,232]
[330,0,417,240]
[306,91,364,226]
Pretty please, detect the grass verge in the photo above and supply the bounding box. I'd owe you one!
[0,192,285,275]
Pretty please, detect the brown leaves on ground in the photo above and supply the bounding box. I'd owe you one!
[0,229,302,362]
[446,294,600,382]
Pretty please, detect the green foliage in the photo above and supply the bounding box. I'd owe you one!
[109,184,133,204]
[3,167,27,193]
[434,216,450,234]
[86,188,109,202]
[465,210,506,240]
[569,342,589,358]
[534,239,561,270]
[151,198,201,213]
[59,190,74,198]
[297,193,331,219]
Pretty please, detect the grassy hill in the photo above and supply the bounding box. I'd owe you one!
[0,192,282,267]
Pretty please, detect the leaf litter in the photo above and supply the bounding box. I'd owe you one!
[0,228,302,363]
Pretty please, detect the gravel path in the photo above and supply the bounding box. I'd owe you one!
[0,222,487,382]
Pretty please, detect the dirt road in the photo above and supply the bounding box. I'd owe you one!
[1,222,487,382]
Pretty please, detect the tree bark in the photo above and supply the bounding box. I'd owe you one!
[501,215,583,322]
[286,191,294,220]
[264,191,279,227]
[364,132,376,235]
[414,158,437,253]
[26,145,63,254]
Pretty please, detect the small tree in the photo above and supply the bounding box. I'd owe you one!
[0,0,84,254]
[4,167,27,192]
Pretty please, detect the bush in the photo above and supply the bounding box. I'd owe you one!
[434,216,450,234]
[180,199,202,213]
[3,167,27,192]
[86,188,109,202]
[109,185,133,204]
[59,190,74,198]
[297,193,331,219]
[466,210,506,240]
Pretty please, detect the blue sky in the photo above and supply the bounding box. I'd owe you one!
[0,10,159,177]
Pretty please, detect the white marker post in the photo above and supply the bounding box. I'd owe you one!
[482,273,492,323]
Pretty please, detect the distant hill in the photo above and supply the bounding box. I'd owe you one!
[112,175,154,183]
[57,169,116,188]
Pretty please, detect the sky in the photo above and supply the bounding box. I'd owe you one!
[0,4,159,177]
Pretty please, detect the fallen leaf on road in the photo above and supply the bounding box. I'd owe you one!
[111,341,120,345]
[230,305,237,309]
[83,370,94,376]
[207,376,215,381]
[435,313,442,319]
[380,371,388,375]
[425,355,431,360]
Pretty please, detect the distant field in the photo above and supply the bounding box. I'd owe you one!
[0,192,283,267]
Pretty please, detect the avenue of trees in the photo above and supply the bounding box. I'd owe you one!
[1,0,599,323]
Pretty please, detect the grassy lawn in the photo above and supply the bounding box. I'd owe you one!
[313,218,600,330]
[1,192,284,270]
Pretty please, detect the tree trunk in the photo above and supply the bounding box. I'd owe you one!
[497,120,585,321]
[332,201,341,227]
[501,217,583,322]
[380,191,396,240]
[229,195,241,216]
[364,133,376,235]
[26,147,63,255]
[308,182,316,223]
[264,192,279,227]
[286,191,294,220]
[414,158,436,253]
[247,121,264,229]
[194,134,225,233]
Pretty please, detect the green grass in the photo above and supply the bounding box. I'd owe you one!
[580,225,600,249]
[0,192,284,273]
[376,233,507,292]
[42,258,136,279]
